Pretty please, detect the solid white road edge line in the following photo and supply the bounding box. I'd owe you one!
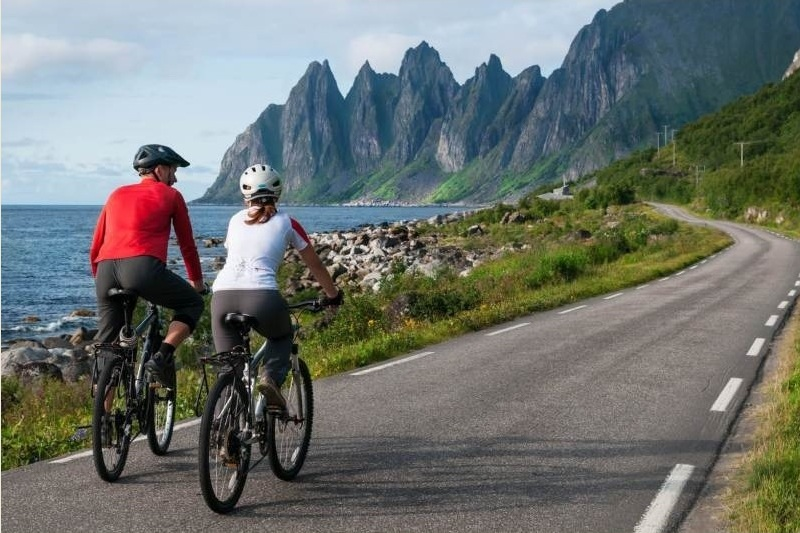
[633,463,695,533]
[710,378,743,412]
[350,351,435,376]
[50,419,200,464]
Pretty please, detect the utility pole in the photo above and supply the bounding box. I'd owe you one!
[733,141,764,167]
[671,129,677,166]
[694,164,705,188]
[733,141,748,167]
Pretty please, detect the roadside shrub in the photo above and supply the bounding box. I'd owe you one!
[1,376,23,408]
[589,228,629,264]
[1,377,91,470]
[313,294,387,347]
[403,276,481,321]
[651,218,680,236]
[525,247,589,288]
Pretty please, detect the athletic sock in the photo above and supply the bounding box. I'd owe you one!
[158,342,176,360]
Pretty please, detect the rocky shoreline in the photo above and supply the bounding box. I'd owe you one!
[3,207,530,384]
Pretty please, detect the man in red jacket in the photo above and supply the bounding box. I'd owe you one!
[90,144,205,387]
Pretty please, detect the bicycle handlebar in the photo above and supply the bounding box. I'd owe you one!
[288,299,325,312]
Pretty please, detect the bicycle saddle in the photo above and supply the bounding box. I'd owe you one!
[224,313,258,329]
[107,288,137,299]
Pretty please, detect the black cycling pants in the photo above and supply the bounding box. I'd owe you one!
[211,289,293,385]
[95,256,204,343]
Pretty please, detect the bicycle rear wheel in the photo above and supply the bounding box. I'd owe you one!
[198,372,251,514]
[147,380,175,455]
[268,357,314,481]
[92,358,131,482]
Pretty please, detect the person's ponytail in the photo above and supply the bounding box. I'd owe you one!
[245,197,277,225]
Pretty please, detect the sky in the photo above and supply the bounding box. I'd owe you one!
[2,0,619,205]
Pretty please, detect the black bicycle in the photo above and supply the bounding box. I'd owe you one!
[197,299,326,513]
[90,288,176,482]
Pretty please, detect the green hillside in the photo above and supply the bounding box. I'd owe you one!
[579,71,800,235]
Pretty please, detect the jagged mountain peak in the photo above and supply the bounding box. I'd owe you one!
[196,0,800,205]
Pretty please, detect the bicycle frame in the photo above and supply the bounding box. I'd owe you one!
[198,299,323,511]
[196,302,314,450]
[92,301,160,399]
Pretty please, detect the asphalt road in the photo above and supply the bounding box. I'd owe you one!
[3,205,799,533]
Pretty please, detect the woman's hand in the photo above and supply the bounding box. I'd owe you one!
[321,289,343,307]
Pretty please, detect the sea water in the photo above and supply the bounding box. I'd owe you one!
[1,204,469,343]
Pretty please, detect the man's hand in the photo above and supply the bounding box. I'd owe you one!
[191,279,206,293]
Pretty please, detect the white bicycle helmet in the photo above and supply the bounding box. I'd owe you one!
[239,164,282,201]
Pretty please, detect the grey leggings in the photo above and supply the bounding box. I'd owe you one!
[211,289,293,385]
[95,256,204,343]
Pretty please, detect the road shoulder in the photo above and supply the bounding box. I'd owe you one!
[679,306,797,533]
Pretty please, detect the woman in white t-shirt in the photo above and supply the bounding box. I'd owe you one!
[211,164,342,411]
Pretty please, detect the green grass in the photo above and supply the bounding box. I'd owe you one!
[0,200,731,470]
[726,310,800,533]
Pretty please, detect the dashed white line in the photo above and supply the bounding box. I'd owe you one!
[674,270,686,276]
[711,378,743,412]
[603,293,623,300]
[485,323,530,336]
[747,338,766,356]
[636,284,650,290]
[558,305,588,315]
[790,289,797,297]
[778,301,789,310]
[689,265,698,270]
[634,464,695,533]
[765,315,779,327]
[350,351,434,376]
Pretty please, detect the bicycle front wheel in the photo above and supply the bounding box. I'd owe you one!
[268,357,314,481]
[147,380,176,455]
[198,372,251,514]
[92,358,131,482]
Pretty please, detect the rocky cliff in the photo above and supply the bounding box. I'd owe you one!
[197,0,800,205]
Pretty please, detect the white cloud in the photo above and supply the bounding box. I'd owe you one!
[1,0,620,204]
[1,33,146,80]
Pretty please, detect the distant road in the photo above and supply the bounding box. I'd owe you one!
[3,205,799,533]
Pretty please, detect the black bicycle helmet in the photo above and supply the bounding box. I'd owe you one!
[132,144,190,171]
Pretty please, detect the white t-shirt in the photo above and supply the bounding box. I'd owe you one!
[212,209,310,291]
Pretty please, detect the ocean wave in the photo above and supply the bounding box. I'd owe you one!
[3,315,98,337]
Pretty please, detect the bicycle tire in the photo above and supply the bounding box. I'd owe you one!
[92,358,131,482]
[147,380,175,455]
[198,372,251,513]
[268,357,314,481]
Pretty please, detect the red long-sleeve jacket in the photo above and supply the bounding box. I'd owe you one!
[90,178,202,281]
